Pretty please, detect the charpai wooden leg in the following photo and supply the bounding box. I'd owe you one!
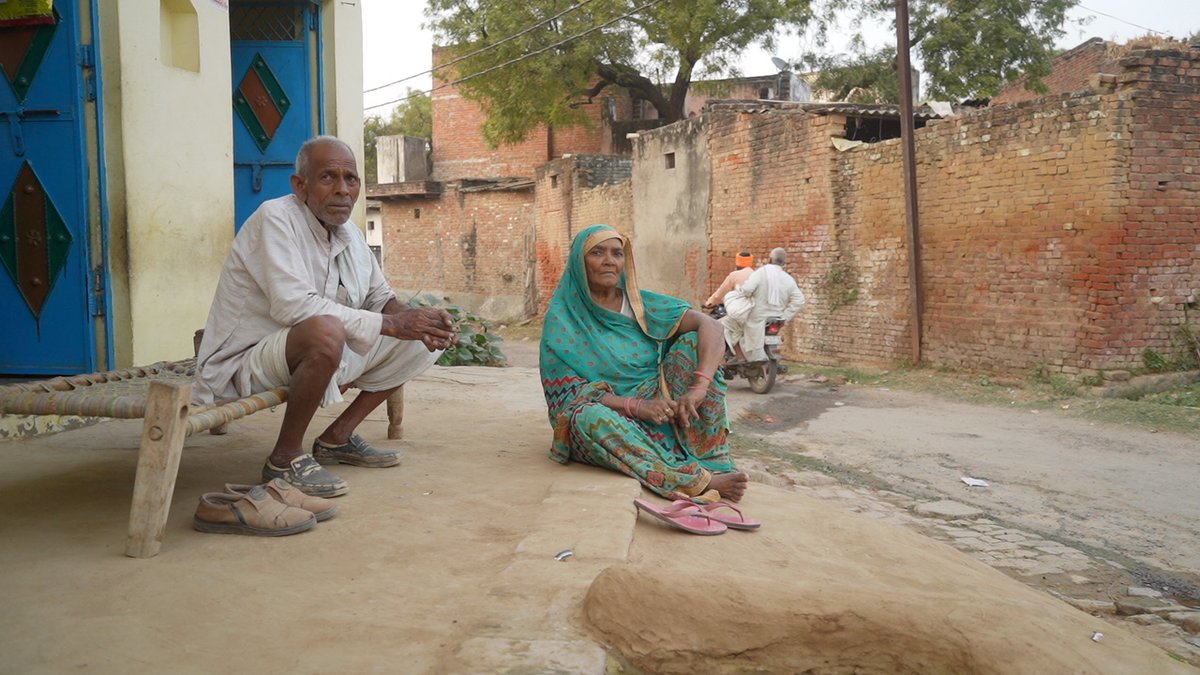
[386,384,404,440]
[125,381,191,558]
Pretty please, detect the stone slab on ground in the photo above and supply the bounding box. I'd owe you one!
[914,499,985,519]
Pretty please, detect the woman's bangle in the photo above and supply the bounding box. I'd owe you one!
[693,370,712,383]
[622,396,632,417]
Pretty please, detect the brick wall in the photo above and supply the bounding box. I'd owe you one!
[533,156,633,314]
[992,38,1116,106]
[431,50,608,180]
[1107,50,1200,369]
[378,185,534,321]
[700,109,848,360]
[696,48,1200,376]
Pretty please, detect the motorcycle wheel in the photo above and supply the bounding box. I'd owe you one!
[747,360,777,394]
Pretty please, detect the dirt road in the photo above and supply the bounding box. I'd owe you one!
[725,371,1200,591]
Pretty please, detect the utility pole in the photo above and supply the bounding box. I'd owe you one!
[895,0,924,364]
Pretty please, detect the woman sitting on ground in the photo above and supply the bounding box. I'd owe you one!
[539,224,750,502]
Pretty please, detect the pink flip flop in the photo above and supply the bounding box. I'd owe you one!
[634,499,727,535]
[672,499,762,530]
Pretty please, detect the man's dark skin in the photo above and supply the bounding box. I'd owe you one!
[266,140,456,468]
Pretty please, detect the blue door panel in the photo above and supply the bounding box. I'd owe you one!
[0,4,95,375]
[231,28,312,230]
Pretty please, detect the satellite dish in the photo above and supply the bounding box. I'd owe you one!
[770,56,790,71]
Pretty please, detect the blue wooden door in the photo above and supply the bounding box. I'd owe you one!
[230,1,315,230]
[0,4,96,375]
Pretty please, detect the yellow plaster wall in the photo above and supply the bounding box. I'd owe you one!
[325,0,366,227]
[112,0,235,364]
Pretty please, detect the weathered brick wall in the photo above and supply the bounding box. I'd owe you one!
[533,156,633,314]
[1106,50,1200,369]
[992,38,1115,106]
[859,92,1133,375]
[431,83,553,180]
[699,48,1199,376]
[431,51,609,180]
[705,108,841,353]
[379,185,534,321]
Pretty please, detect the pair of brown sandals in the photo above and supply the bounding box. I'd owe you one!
[193,478,338,536]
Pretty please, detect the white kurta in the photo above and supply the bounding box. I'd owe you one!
[722,264,806,361]
[194,194,399,405]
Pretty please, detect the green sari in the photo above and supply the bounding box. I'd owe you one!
[539,224,736,500]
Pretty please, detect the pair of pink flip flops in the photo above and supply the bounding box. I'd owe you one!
[633,498,762,535]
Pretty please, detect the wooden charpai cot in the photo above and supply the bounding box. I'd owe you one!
[0,359,404,558]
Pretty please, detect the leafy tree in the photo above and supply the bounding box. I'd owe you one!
[426,0,814,146]
[808,0,1080,102]
[426,0,1081,143]
[363,89,432,183]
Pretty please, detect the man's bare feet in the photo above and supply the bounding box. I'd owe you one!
[709,472,749,502]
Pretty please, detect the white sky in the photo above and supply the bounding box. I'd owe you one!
[362,0,1200,116]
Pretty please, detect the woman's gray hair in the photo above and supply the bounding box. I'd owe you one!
[295,135,354,176]
[769,247,787,265]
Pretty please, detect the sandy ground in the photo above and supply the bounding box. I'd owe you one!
[0,341,1195,673]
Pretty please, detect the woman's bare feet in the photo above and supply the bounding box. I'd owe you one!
[709,472,749,502]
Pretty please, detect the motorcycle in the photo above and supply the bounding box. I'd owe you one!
[707,304,787,394]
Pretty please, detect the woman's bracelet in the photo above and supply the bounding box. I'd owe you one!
[622,396,632,417]
[693,370,712,383]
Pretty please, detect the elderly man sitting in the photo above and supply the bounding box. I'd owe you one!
[194,136,456,501]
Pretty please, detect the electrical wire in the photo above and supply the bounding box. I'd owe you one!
[363,0,599,94]
[365,0,669,112]
[1075,4,1167,36]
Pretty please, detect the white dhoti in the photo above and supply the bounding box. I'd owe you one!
[236,328,441,406]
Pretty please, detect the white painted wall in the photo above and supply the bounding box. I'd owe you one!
[111,0,235,364]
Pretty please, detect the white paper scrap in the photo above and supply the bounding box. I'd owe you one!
[961,476,989,487]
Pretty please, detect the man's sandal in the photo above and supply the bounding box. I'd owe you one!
[262,454,349,498]
[312,434,400,468]
[193,486,316,536]
[633,498,727,535]
[226,478,338,522]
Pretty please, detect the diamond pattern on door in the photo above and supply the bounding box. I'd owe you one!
[233,52,292,152]
[0,11,57,102]
[0,161,72,318]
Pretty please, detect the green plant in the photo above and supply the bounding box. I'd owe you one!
[1176,324,1200,369]
[1030,363,1050,383]
[821,263,860,310]
[1142,347,1170,373]
[406,294,507,367]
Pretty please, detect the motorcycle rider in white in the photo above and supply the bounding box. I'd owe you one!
[721,247,806,362]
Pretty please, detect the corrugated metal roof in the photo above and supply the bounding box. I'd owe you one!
[704,99,951,120]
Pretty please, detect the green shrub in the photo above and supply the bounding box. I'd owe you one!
[406,294,507,367]
[1142,348,1170,372]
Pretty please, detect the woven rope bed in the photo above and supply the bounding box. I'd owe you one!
[0,359,403,558]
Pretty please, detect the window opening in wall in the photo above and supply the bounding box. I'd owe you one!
[414,208,421,219]
[161,0,200,72]
[842,115,927,144]
[367,221,375,231]
[551,174,559,188]
[664,152,676,169]
[230,2,306,41]
[758,87,773,99]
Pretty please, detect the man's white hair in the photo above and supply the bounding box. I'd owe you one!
[295,135,355,176]
[769,247,788,265]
